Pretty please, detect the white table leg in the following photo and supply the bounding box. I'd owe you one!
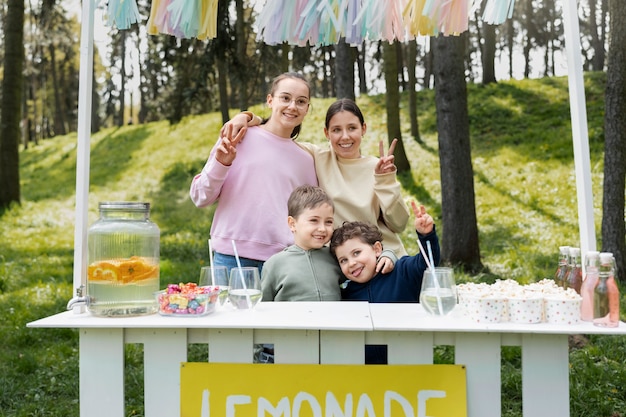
[522,333,569,417]
[143,329,188,417]
[80,328,124,417]
[455,333,501,417]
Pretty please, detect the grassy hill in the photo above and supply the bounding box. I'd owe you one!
[0,72,624,416]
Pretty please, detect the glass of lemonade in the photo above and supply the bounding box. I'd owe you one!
[228,267,262,309]
[419,267,457,316]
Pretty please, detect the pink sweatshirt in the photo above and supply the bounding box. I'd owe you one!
[190,126,318,261]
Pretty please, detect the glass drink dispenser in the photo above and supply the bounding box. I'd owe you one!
[87,202,160,316]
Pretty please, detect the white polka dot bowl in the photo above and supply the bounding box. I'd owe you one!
[508,296,544,324]
[465,296,508,323]
[544,296,582,325]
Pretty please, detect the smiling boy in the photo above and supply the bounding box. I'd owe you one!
[260,185,343,301]
[330,201,440,303]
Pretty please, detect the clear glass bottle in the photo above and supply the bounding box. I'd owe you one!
[564,247,582,294]
[554,246,570,288]
[593,253,620,328]
[580,250,599,321]
[87,202,160,317]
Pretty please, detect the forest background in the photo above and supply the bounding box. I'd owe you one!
[1,0,624,279]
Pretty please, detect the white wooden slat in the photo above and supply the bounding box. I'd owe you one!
[455,333,502,417]
[80,328,124,417]
[143,329,188,417]
[369,331,435,364]
[522,333,569,417]
[320,330,365,364]
[208,328,254,363]
[256,329,320,364]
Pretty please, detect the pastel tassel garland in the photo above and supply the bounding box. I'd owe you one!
[145,0,511,43]
[106,0,142,30]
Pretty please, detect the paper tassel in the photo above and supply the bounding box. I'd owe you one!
[403,0,435,37]
[198,0,219,40]
[106,0,142,30]
[481,0,515,25]
[422,0,470,36]
[256,0,304,45]
[147,0,219,40]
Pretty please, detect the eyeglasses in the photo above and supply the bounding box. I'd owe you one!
[275,94,310,109]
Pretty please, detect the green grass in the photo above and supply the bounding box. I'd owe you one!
[1,72,625,416]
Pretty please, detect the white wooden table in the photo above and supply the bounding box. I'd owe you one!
[28,302,626,417]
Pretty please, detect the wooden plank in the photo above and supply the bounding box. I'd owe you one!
[369,331,435,364]
[320,330,365,364]
[522,333,569,417]
[455,333,501,417]
[256,329,319,364]
[80,328,124,417]
[208,328,254,362]
[142,329,188,417]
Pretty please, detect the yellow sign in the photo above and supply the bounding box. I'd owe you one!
[181,363,467,416]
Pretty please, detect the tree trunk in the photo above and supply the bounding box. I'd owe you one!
[482,23,497,84]
[383,41,410,174]
[235,0,248,110]
[49,43,67,136]
[432,33,483,273]
[334,38,355,100]
[218,59,229,123]
[602,0,626,282]
[506,18,514,78]
[589,0,606,71]
[92,56,101,132]
[523,0,533,78]
[406,40,421,142]
[118,31,127,126]
[0,0,24,209]
[357,41,367,95]
[423,39,434,89]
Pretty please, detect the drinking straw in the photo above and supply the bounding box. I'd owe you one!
[416,238,432,271]
[426,240,444,315]
[231,240,252,308]
[208,239,214,267]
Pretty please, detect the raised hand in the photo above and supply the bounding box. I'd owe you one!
[411,201,434,235]
[375,138,398,174]
[219,113,249,140]
[215,124,247,166]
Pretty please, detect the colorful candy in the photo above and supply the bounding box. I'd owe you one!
[156,283,218,316]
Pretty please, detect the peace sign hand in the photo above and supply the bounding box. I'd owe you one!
[375,139,398,174]
[215,124,246,166]
[411,201,434,235]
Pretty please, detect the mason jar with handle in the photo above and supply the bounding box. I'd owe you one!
[87,202,160,317]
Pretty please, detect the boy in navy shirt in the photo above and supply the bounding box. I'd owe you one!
[329,202,440,363]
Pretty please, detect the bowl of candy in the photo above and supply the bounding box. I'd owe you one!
[155,283,219,316]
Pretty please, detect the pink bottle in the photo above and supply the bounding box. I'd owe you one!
[580,251,599,321]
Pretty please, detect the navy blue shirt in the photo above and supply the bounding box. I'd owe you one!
[341,228,440,363]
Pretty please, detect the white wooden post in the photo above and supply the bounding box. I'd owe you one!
[71,0,95,313]
[561,0,597,256]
